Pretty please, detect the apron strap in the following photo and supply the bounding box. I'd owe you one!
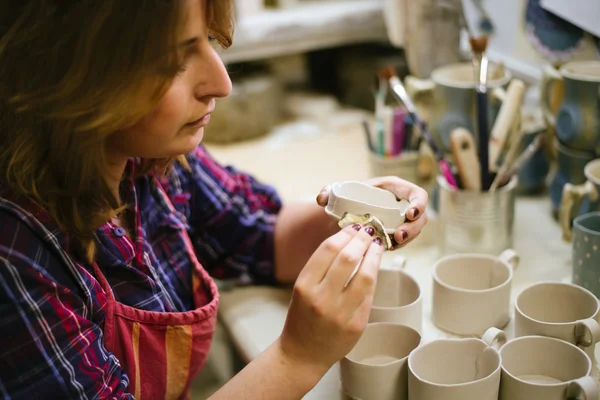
[91,262,116,301]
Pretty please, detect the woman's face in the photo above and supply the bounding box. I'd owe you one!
[109,0,231,160]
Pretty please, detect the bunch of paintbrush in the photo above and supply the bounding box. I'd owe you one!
[363,107,420,158]
[377,66,459,188]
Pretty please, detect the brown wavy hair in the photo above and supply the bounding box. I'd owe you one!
[0,0,234,261]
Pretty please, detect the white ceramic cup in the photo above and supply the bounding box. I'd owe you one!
[408,328,505,400]
[325,181,411,233]
[432,249,520,335]
[499,336,598,400]
[340,323,422,400]
[369,256,422,333]
[514,282,600,359]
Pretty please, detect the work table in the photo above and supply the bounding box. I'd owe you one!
[205,118,592,398]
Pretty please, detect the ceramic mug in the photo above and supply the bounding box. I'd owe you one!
[560,158,600,241]
[572,212,600,299]
[541,61,600,153]
[514,282,600,360]
[432,249,519,336]
[325,180,410,249]
[550,139,596,218]
[408,327,505,400]
[405,62,512,153]
[340,323,422,400]
[499,336,598,400]
[369,256,422,333]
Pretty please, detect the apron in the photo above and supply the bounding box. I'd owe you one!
[91,190,220,400]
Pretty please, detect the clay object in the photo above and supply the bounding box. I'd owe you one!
[325,181,411,249]
[338,212,393,250]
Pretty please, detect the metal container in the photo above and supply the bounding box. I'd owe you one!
[437,175,517,256]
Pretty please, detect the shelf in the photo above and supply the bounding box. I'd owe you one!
[219,0,389,64]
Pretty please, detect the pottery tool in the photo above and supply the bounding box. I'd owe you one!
[488,79,526,172]
[362,120,375,153]
[469,36,492,190]
[490,132,545,192]
[450,127,481,190]
[378,66,459,189]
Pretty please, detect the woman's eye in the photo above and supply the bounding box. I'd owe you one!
[208,35,216,42]
[176,64,188,75]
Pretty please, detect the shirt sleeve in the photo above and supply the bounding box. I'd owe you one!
[0,216,133,399]
[166,145,282,285]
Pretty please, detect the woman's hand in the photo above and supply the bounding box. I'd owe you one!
[316,176,428,249]
[277,224,384,374]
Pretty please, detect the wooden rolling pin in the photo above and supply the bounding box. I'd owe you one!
[489,79,526,172]
[450,127,481,191]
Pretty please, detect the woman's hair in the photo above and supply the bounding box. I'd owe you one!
[0,1,233,261]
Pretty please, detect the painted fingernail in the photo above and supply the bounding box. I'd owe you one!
[400,230,408,242]
[365,227,375,236]
[351,224,362,231]
[411,208,420,218]
[373,237,382,246]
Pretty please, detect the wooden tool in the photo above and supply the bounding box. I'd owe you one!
[450,127,481,191]
[489,79,526,172]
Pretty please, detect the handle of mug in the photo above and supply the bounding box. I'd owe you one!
[481,327,506,350]
[404,75,435,100]
[499,248,520,270]
[390,255,407,270]
[566,376,599,400]
[575,318,600,348]
[560,181,596,242]
[540,64,563,129]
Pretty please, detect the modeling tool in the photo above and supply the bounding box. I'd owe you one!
[379,66,458,189]
[489,79,526,172]
[489,122,524,192]
[450,127,481,190]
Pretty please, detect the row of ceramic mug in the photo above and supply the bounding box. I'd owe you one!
[370,254,600,358]
[403,60,600,156]
[341,324,597,400]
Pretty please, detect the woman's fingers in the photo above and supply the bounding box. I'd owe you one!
[321,226,379,292]
[365,176,428,222]
[315,184,332,207]
[297,224,362,286]
[342,238,383,311]
[393,211,428,247]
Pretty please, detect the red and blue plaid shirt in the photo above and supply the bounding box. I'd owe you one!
[0,145,282,399]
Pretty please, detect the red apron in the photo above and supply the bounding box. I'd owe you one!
[91,221,219,399]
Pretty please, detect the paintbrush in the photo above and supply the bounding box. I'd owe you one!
[378,66,459,189]
[362,120,375,153]
[490,132,545,191]
[469,36,492,191]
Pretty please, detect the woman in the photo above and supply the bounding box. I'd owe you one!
[0,1,428,399]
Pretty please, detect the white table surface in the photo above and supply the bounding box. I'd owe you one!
[206,119,595,399]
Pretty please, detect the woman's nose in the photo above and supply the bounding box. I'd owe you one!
[195,49,232,100]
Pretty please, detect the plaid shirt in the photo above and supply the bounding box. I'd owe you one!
[0,145,282,399]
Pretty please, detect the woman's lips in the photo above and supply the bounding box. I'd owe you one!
[186,113,211,128]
